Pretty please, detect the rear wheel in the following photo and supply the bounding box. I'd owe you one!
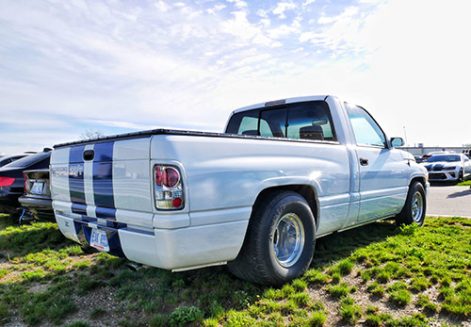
[228,191,316,285]
[396,182,426,226]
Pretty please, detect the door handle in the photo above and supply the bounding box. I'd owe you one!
[359,158,369,166]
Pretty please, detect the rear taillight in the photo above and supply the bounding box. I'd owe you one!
[0,176,15,187]
[154,165,184,210]
[23,173,30,193]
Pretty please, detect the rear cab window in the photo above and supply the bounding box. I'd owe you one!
[226,101,337,142]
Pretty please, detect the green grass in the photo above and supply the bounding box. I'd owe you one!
[366,281,385,297]
[416,294,438,314]
[457,180,471,186]
[326,282,355,299]
[339,296,362,324]
[1,213,470,326]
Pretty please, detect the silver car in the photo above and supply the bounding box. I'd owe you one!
[422,153,471,182]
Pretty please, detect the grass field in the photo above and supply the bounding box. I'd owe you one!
[0,213,470,326]
[457,180,471,187]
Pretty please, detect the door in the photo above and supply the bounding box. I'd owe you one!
[346,104,410,223]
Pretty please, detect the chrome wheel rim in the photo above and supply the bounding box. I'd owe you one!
[272,213,305,268]
[411,192,424,223]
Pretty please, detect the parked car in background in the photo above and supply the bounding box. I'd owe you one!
[0,154,28,167]
[421,153,471,182]
[50,95,428,285]
[414,155,424,163]
[421,151,448,162]
[0,149,51,214]
[19,168,53,220]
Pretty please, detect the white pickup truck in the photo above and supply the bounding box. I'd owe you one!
[50,95,428,285]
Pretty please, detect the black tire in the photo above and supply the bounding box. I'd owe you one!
[458,169,464,182]
[396,182,426,226]
[227,191,316,285]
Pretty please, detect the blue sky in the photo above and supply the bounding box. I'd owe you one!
[1,0,470,155]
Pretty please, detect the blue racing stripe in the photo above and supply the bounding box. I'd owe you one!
[93,142,116,219]
[96,206,117,220]
[71,203,87,215]
[69,145,86,214]
[69,145,85,163]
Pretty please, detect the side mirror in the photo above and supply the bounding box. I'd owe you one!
[390,137,404,148]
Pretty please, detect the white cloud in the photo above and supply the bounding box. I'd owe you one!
[154,1,169,12]
[267,24,299,39]
[300,6,364,55]
[226,0,248,9]
[317,6,359,25]
[207,3,226,15]
[256,9,268,18]
[221,11,278,47]
[273,1,297,19]
[303,0,316,6]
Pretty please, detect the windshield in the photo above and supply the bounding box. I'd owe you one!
[426,155,461,163]
[3,152,50,168]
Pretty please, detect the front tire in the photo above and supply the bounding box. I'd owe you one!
[228,191,316,285]
[396,182,426,226]
[458,169,464,182]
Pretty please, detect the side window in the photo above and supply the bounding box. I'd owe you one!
[347,104,386,147]
[287,102,336,141]
[260,108,287,138]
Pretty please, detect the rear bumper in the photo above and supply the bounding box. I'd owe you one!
[19,195,52,209]
[19,196,54,219]
[55,212,249,270]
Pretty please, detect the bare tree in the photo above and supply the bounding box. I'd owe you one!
[80,130,104,141]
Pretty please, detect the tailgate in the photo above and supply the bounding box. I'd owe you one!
[50,137,153,226]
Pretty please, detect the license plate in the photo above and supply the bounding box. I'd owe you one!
[90,228,110,252]
[30,182,44,195]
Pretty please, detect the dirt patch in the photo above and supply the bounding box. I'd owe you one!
[60,286,123,327]
[28,282,50,293]
[308,267,468,326]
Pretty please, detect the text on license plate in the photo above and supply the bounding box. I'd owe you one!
[30,182,44,195]
[90,228,110,252]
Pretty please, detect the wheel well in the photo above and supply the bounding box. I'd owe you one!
[410,176,426,189]
[252,185,319,229]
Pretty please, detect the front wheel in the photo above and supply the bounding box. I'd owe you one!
[395,182,426,226]
[458,169,464,182]
[228,191,316,285]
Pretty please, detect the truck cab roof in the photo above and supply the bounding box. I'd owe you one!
[231,95,331,115]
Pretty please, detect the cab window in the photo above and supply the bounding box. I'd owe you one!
[260,108,286,138]
[226,101,337,142]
